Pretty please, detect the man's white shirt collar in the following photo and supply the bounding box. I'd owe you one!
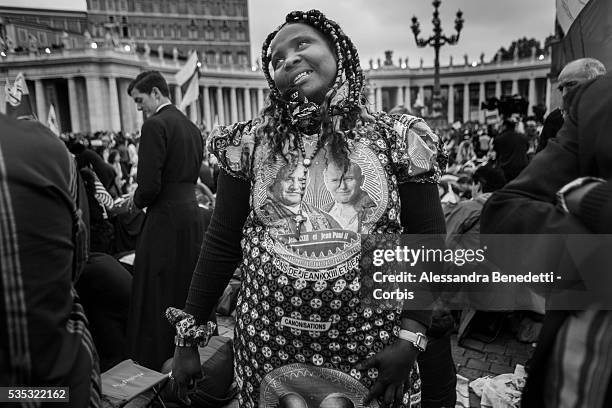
[155,102,172,113]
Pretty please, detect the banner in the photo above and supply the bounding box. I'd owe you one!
[556,0,591,34]
[47,104,60,136]
[5,72,36,120]
[552,0,612,76]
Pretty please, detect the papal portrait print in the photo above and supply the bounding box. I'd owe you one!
[253,142,388,270]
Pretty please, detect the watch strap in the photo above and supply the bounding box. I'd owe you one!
[398,329,428,351]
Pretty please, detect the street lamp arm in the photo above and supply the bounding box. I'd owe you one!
[440,35,460,45]
[412,35,430,48]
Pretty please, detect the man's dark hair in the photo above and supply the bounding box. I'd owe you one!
[127,70,170,97]
[502,118,517,130]
[473,165,506,193]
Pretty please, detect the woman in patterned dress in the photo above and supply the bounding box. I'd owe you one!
[168,10,447,408]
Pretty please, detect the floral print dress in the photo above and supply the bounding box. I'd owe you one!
[209,113,441,408]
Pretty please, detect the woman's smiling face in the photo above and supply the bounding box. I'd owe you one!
[269,23,337,105]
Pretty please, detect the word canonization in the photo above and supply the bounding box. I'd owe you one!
[372,246,486,267]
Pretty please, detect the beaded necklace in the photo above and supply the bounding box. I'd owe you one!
[292,133,325,236]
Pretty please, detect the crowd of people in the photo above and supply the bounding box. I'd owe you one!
[1,7,611,408]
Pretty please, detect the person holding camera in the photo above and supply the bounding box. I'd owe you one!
[491,118,529,183]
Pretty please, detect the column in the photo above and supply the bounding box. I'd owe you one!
[230,87,238,123]
[367,86,375,110]
[478,82,486,123]
[216,86,225,125]
[0,82,5,114]
[495,81,502,98]
[243,88,252,120]
[402,86,410,108]
[107,77,121,132]
[463,83,469,122]
[67,77,81,132]
[118,79,138,133]
[545,77,551,116]
[417,85,424,113]
[86,76,104,131]
[203,85,212,130]
[375,87,383,112]
[528,78,536,116]
[257,88,265,113]
[189,101,197,123]
[511,79,518,96]
[174,85,182,108]
[35,80,46,123]
[395,86,402,108]
[447,84,454,124]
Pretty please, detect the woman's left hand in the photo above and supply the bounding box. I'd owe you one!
[356,339,419,408]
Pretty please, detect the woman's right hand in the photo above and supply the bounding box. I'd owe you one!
[171,346,202,405]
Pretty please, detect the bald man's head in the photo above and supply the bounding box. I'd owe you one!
[557,58,606,98]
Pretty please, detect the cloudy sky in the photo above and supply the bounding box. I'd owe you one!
[1,0,556,67]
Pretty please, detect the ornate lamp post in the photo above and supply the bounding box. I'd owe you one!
[411,0,464,120]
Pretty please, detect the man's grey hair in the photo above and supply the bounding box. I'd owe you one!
[559,58,607,82]
[582,58,607,79]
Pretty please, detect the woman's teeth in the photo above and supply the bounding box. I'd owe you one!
[294,71,311,84]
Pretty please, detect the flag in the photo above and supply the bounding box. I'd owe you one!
[552,0,612,76]
[179,73,198,112]
[47,104,60,136]
[556,0,590,34]
[174,51,199,86]
[175,51,200,113]
[5,72,36,120]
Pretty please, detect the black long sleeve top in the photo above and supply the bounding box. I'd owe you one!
[184,169,445,329]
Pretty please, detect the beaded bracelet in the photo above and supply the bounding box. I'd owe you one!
[166,307,216,347]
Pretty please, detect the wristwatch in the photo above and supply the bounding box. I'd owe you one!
[398,329,428,352]
[556,177,604,214]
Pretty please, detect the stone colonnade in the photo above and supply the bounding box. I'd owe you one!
[15,75,271,134]
[176,84,269,131]
[369,77,551,123]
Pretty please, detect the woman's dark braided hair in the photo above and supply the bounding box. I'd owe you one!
[260,9,366,171]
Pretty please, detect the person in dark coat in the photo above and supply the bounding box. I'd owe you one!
[126,70,204,370]
[0,114,101,406]
[536,58,606,153]
[482,73,612,407]
[492,118,529,183]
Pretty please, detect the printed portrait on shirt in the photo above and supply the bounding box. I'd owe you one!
[254,141,388,269]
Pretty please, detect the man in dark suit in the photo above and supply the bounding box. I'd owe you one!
[126,71,204,370]
[482,73,612,407]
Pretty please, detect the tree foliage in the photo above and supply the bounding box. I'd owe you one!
[494,37,547,61]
